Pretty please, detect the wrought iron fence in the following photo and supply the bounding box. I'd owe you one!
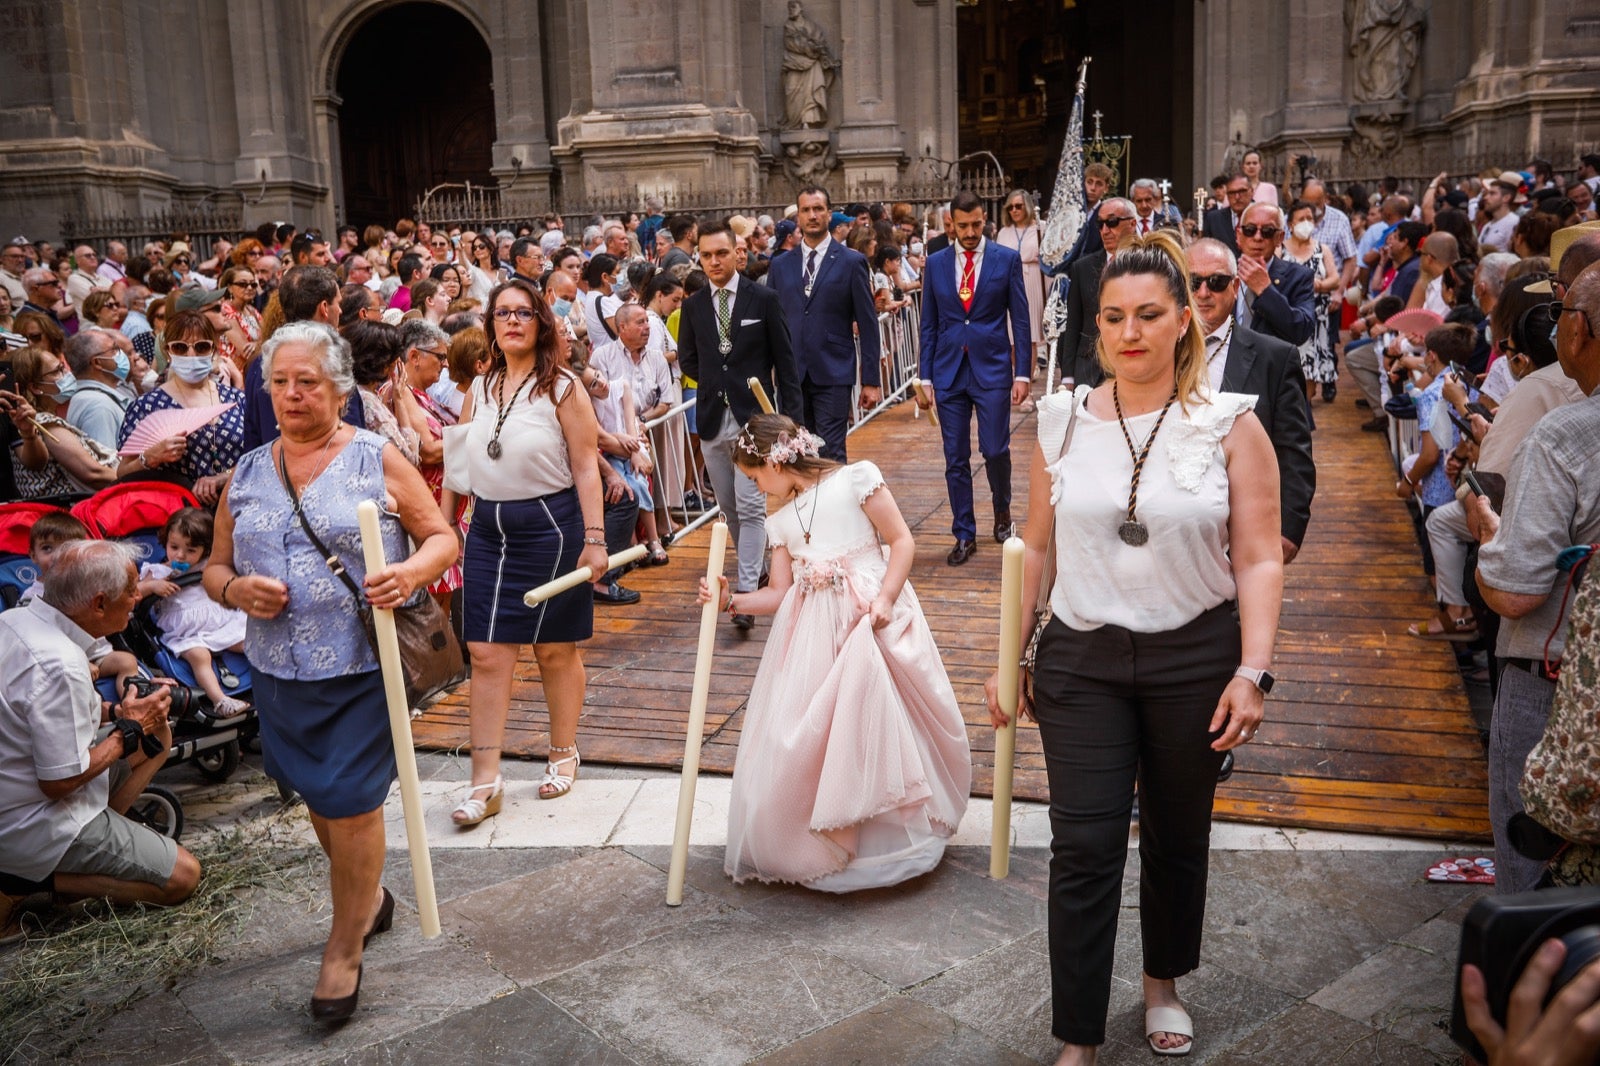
[417,174,1013,239]
[1255,143,1600,203]
[59,206,244,262]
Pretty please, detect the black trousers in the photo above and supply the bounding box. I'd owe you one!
[601,485,640,583]
[801,378,854,463]
[1032,603,1240,1046]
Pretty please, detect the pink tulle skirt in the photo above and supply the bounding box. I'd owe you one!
[725,545,971,891]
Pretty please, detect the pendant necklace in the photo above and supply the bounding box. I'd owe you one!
[1111,381,1178,547]
[792,479,821,545]
[486,366,536,460]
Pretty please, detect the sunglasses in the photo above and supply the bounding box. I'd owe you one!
[1189,273,1234,293]
[415,346,449,361]
[171,258,191,266]
[1098,216,1134,228]
[166,340,216,356]
[232,280,259,289]
[1239,224,1280,239]
[246,249,262,258]
[1226,187,1251,198]
[492,307,537,322]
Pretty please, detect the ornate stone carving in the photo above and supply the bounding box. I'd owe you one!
[1345,0,1426,156]
[781,132,837,184]
[782,1,839,130]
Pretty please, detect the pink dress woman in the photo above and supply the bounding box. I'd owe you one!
[725,460,971,891]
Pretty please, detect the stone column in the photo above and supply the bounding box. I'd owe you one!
[552,0,762,199]
[227,0,328,229]
[835,0,903,187]
[490,1,554,201]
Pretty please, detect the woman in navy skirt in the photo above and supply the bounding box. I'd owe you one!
[207,321,457,1021]
[440,279,608,823]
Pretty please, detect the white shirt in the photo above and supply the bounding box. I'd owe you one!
[952,237,987,292]
[798,234,833,288]
[1478,211,1518,253]
[458,372,577,501]
[1204,320,1234,394]
[1042,387,1255,633]
[1422,275,1449,316]
[582,290,622,351]
[0,598,110,880]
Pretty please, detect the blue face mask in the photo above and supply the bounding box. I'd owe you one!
[552,297,573,319]
[101,350,131,381]
[171,356,214,385]
[168,559,192,573]
[52,370,78,401]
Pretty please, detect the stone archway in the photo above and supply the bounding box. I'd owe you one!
[331,1,495,227]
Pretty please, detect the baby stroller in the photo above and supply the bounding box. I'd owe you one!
[0,501,68,607]
[71,482,259,809]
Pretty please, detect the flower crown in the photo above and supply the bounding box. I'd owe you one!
[736,426,824,467]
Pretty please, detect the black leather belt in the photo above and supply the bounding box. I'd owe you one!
[1502,657,1560,682]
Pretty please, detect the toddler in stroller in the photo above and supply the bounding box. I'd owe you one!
[137,507,249,720]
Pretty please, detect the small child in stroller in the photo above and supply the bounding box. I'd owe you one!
[21,512,140,696]
[137,507,249,720]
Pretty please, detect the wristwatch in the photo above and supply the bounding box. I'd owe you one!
[112,717,145,759]
[1234,666,1276,694]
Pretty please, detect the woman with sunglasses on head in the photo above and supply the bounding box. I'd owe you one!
[987,231,1282,1063]
[439,280,608,822]
[997,189,1047,376]
[463,234,500,302]
[216,266,264,373]
[116,310,248,505]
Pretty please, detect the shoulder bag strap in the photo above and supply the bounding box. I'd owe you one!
[275,442,373,631]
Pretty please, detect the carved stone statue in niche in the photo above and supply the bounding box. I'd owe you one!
[1345,0,1426,155]
[783,136,837,185]
[783,1,840,130]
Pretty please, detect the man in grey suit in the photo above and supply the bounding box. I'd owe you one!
[1189,238,1316,563]
[1056,197,1135,388]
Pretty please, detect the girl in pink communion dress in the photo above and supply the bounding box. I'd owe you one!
[699,413,971,891]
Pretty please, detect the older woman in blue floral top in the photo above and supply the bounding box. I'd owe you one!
[204,321,456,1022]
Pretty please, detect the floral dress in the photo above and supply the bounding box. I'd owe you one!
[218,302,262,373]
[411,385,465,593]
[117,384,247,482]
[1278,241,1335,385]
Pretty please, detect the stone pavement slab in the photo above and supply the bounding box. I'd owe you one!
[1309,913,1464,1058]
[539,910,892,1066]
[752,995,1036,1065]
[1219,1001,1447,1065]
[443,849,727,985]
[334,986,635,1066]
[741,856,1044,987]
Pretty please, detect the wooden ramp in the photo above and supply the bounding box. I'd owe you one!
[413,379,1491,841]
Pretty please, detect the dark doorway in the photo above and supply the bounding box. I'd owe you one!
[336,2,495,227]
[957,0,1194,212]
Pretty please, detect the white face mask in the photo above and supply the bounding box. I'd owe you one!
[1293,221,1316,241]
[139,369,160,391]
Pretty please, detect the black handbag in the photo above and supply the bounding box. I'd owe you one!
[276,445,464,709]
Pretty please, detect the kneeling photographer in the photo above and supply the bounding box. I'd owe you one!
[0,540,201,944]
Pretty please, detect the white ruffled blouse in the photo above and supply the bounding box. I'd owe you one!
[1040,384,1257,634]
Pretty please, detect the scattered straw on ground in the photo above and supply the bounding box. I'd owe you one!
[0,808,320,1064]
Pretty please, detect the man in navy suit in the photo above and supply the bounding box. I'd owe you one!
[679,218,802,631]
[1201,173,1251,255]
[767,184,882,461]
[916,190,1033,566]
[1234,202,1316,347]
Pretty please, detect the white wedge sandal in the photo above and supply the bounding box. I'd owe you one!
[537,745,580,800]
[451,775,504,827]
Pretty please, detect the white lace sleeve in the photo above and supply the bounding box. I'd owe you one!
[1164,392,1258,493]
[849,460,887,503]
[1037,386,1086,507]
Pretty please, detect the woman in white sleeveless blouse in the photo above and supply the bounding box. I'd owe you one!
[987,232,1283,1063]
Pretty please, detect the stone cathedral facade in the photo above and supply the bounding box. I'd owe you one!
[2,0,1597,241]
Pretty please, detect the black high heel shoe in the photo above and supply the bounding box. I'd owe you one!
[310,965,361,1023]
[364,887,394,948]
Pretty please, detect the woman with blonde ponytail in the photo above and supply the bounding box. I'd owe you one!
[986,229,1284,1062]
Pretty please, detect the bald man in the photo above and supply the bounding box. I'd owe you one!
[1412,231,1461,314]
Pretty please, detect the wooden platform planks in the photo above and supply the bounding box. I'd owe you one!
[413,374,1490,842]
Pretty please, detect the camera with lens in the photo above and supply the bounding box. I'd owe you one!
[122,675,199,721]
[1451,886,1600,1060]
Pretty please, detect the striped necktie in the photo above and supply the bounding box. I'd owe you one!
[803,248,817,293]
[717,288,732,347]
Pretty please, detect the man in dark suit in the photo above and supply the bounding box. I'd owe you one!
[1190,237,1316,562]
[767,184,882,462]
[679,218,802,630]
[1234,202,1316,347]
[1201,173,1251,254]
[916,190,1033,566]
[1056,197,1135,388]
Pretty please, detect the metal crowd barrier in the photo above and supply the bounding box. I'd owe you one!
[638,290,929,545]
